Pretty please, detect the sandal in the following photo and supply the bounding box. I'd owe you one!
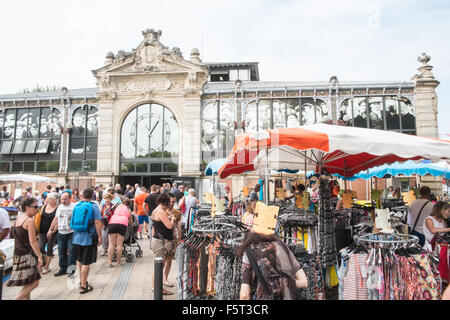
[80,282,94,294]
[162,289,174,295]
[163,281,174,287]
[109,263,114,268]
[41,268,51,274]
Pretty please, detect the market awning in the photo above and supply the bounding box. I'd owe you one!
[332,159,450,181]
[218,124,450,179]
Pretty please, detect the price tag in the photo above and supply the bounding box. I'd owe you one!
[253,201,279,235]
[361,264,367,278]
[216,198,225,213]
[402,190,416,206]
[276,188,285,199]
[203,193,214,204]
[302,191,310,209]
[342,191,354,208]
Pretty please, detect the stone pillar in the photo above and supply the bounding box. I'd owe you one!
[413,53,440,138]
[95,96,116,185]
[182,97,202,176]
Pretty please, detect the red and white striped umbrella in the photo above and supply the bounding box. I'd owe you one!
[218,123,450,179]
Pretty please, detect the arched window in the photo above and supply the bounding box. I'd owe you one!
[69,105,98,172]
[120,103,179,175]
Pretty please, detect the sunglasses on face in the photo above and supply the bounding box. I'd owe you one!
[28,205,39,209]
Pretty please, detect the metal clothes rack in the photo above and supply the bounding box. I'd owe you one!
[354,231,419,245]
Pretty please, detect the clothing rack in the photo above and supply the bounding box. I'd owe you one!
[354,232,419,245]
[338,231,443,300]
[176,207,248,300]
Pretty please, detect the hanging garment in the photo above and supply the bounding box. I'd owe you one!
[343,253,368,300]
[414,253,441,300]
[438,244,449,284]
[337,258,349,300]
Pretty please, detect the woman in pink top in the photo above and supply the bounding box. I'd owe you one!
[107,199,133,267]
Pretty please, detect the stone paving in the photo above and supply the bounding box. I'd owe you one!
[2,238,178,300]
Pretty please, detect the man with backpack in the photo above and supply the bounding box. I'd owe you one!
[70,188,103,294]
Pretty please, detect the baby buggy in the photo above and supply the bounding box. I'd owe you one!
[113,214,143,263]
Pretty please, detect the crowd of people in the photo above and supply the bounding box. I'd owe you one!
[1,181,449,301]
[0,181,200,299]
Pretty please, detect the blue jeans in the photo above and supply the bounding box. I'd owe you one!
[57,232,76,271]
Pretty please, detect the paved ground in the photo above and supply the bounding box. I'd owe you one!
[2,237,178,300]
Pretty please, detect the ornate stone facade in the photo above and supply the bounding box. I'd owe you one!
[91,29,209,185]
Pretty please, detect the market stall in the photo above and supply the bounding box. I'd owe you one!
[217,123,450,299]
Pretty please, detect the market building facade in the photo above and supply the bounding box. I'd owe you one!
[0,29,441,198]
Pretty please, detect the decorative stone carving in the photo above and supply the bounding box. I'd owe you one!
[116,50,126,61]
[415,52,438,82]
[190,48,201,63]
[117,78,172,92]
[417,52,431,66]
[99,74,111,91]
[188,71,197,89]
[170,47,183,60]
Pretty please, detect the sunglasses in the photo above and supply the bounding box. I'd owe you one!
[28,205,39,209]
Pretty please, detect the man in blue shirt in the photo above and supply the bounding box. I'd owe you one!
[72,188,103,294]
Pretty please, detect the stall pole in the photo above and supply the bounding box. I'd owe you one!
[265,148,269,204]
[154,258,163,300]
[0,264,3,300]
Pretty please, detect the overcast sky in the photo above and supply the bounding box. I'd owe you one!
[0,0,448,136]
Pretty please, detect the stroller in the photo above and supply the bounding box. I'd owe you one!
[113,214,143,263]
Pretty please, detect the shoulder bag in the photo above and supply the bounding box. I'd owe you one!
[245,247,274,300]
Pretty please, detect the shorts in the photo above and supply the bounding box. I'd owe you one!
[73,244,98,266]
[138,215,149,225]
[108,223,127,237]
[152,238,174,260]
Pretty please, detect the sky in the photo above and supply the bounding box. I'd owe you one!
[0,0,448,137]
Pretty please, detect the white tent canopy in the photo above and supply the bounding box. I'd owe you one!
[0,174,57,184]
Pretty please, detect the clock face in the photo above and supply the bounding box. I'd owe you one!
[130,113,170,154]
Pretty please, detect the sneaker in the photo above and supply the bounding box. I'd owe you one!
[54,269,67,277]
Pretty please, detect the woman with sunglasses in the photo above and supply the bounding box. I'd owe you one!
[6,198,43,299]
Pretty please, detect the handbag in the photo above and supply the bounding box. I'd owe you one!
[34,206,44,233]
[430,233,438,251]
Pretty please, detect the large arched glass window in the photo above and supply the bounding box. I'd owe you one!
[120,103,179,175]
[69,105,98,172]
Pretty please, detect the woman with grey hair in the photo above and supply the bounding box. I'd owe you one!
[36,192,59,274]
[179,188,200,235]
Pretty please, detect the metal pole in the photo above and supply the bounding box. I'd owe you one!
[265,148,269,204]
[0,264,3,300]
[154,257,163,300]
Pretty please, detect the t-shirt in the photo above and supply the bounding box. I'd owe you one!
[0,208,10,239]
[135,192,149,216]
[55,203,76,235]
[249,190,259,202]
[407,199,434,235]
[109,204,131,227]
[72,201,102,246]
[145,193,159,216]
[241,240,301,300]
